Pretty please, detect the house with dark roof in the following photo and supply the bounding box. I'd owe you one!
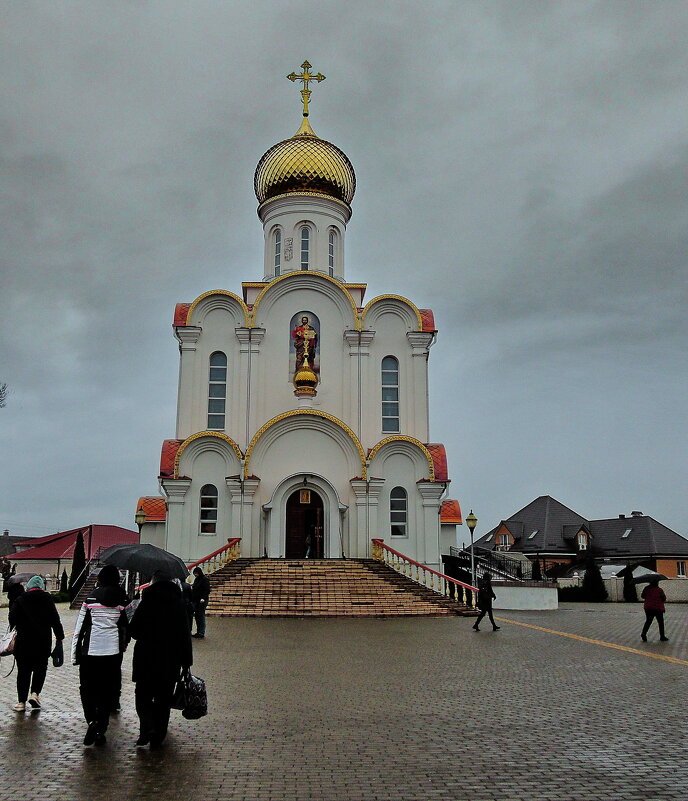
[473,496,688,578]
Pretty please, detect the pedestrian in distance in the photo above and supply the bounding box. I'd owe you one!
[129,570,192,748]
[641,577,669,642]
[71,565,130,746]
[8,575,64,712]
[472,572,501,632]
[191,566,211,639]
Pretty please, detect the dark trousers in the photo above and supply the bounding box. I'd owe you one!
[135,675,177,742]
[474,606,497,629]
[193,602,207,636]
[79,654,122,732]
[16,654,48,703]
[642,610,666,638]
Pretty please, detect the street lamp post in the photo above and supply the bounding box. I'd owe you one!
[134,506,146,536]
[466,510,478,589]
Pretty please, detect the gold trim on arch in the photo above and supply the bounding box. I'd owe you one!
[244,409,366,478]
[368,435,435,481]
[174,431,244,478]
[187,290,250,328]
[361,294,423,331]
[249,272,361,329]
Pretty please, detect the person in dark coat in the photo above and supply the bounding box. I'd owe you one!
[191,567,211,639]
[71,565,129,746]
[129,571,192,747]
[8,575,64,712]
[181,580,194,630]
[472,573,500,632]
[7,582,25,606]
[641,577,669,642]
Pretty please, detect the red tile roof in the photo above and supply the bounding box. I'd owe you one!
[425,443,449,481]
[160,439,184,477]
[441,499,462,524]
[174,303,191,327]
[419,308,436,333]
[136,497,167,522]
[13,525,139,561]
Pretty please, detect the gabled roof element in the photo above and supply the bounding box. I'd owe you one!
[441,499,462,524]
[160,440,184,478]
[135,497,167,523]
[13,525,138,561]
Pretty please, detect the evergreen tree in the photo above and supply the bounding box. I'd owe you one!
[623,568,638,602]
[68,530,86,601]
[60,569,68,594]
[582,556,608,602]
[531,558,543,582]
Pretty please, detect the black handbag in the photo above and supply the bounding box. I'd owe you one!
[172,668,207,719]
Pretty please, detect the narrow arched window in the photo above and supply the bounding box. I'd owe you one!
[199,484,218,535]
[381,356,399,432]
[207,352,227,430]
[274,228,282,276]
[390,487,408,537]
[300,226,310,270]
[328,229,336,276]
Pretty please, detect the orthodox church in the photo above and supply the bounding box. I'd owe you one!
[137,63,462,573]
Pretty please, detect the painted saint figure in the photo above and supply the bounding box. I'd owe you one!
[292,315,318,370]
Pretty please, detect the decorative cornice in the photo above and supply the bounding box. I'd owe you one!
[361,294,424,331]
[174,431,244,478]
[175,326,202,350]
[368,435,436,481]
[186,290,250,328]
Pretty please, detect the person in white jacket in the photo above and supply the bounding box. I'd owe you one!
[71,565,129,746]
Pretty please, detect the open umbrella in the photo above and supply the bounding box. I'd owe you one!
[632,572,669,585]
[99,543,189,580]
[7,572,37,586]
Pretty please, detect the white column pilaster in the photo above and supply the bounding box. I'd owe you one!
[174,327,202,439]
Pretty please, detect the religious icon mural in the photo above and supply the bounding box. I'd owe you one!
[290,311,320,375]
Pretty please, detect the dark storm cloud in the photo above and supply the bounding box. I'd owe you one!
[1,1,687,538]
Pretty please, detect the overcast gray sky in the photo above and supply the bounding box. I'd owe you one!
[1,0,687,542]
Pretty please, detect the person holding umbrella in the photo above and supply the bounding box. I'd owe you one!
[640,576,669,642]
[129,570,192,747]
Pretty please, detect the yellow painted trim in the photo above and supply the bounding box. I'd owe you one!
[174,431,244,478]
[368,435,435,481]
[244,409,366,478]
[361,294,423,331]
[249,272,361,329]
[495,617,688,668]
[187,290,250,328]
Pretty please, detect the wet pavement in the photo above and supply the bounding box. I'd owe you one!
[1,601,687,801]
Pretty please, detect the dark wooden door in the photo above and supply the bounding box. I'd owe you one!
[285,490,324,558]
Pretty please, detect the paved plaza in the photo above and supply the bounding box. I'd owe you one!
[1,602,687,801]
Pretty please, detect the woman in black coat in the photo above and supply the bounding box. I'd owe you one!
[129,571,192,747]
[8,575,64,712]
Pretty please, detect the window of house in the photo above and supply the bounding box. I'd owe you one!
[274,228,281,276]
[300,226,310,270]
[677,561,686,577]
[207,352,227,430]
[199,484,218,535]
[496,533,510,551]
[577,532,588,551]
[328,229,336,276]
[381,356,399,432]
[390,487,407,537]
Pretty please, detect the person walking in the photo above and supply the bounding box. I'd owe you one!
[71,565,129,746]
[8,575,64,712]
[472,572,501,632]
[191,567,211,639]
[129,571,192,747]
[641,577,669,642]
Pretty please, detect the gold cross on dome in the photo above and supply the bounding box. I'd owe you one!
[286,60,326,117]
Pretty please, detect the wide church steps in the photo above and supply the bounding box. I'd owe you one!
[206,558,473,617]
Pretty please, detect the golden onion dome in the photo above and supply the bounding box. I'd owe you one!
[254,117,356,206]
[293,363,319,396]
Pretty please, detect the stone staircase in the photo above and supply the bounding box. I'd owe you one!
[206,558,474,617]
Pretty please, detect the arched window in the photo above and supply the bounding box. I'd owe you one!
[199,484,218,535]
[207,351,227,430]
[300,226,310,270]
[274,228,282,276]
[390,487,408,537]
[381,356,399,432]
[328,229,336,276]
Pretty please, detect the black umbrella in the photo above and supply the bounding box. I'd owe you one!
[99,544,189,580]
[7,572,37,585]
[632,572,669,585]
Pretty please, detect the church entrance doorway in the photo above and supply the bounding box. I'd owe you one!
[285,488,324,559]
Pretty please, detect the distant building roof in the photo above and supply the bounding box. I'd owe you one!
[0,535,26,557]
[13,525,139,562]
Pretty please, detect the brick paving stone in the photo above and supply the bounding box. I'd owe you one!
[0,602,687,800]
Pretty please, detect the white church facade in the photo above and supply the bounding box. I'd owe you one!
[137,63,462,572]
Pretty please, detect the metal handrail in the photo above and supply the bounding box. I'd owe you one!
[372,539,478,607]
[187,538,241,575]
[450,545,535,582]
